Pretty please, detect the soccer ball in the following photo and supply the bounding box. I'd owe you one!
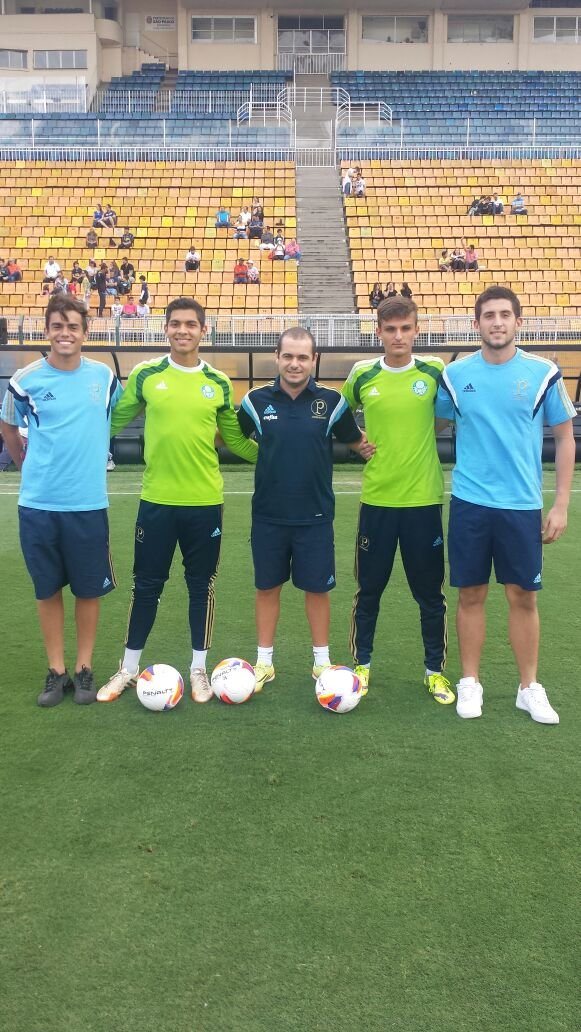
[211,658,256,704]
[137,664,184,712]
[315,665,363,714]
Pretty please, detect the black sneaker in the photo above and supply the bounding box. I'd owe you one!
[37,669,72,708]
[73,666,97,705]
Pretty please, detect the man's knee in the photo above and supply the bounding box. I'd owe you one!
[505,583,537,610]
[458,585,488,607]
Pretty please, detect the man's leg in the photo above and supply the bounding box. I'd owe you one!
[456,585,489,679]
[256,585,283,646]
[305,591,330,647]
[75,597,100,671]
[179,505,223,702]
[37,592,66,672]
[251,521,292,691]
[350,504,398,670]
[505,584,539,686]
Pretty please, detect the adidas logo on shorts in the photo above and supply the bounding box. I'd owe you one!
[211,527,221,538]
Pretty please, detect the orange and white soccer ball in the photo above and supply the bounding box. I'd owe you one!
[315,665,363,713]
[211,658,256,704]
[136,664,184,712]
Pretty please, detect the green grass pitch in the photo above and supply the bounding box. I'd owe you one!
[0,467,578,1032]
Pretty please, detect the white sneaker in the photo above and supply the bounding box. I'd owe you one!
[190,668,213,703]
[456,678,483,719]
[97,663,138,702]
[516,683,559,725]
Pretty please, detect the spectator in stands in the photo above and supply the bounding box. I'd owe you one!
[93,204,105,229]
[385,281,398,299]
[238,206,252,228]
[138,276,149,306]
[0,258,7,281]
[121,296,138,318]
[259,227,275,252]
[43,256,61,284]
[185,246,201,271]
[118,259,135,294]
[111,295,123,319]
[511,192,528,216]
[86,228,98,249]
[5,258,22,282]
[103,204,117,229]
[52,273,67,295]
[81,271,92,306]
[438,249,451,272]
[248,212,264,241]
[400,282,413,299]
[478,196,493,216]
[232,215,247,240]
[70,260,84,286]
[118,227,134,251]
[369,283,385,310]
[450,245,466,272]
[215,206,231,230]
[95,263,108,316]
[342,170,353,196]
[271,240,286,261]
[107,261,121,295]
[353,175,366,198]
[491,192,504,215]
[246,259,260,284]
[252,198,264,221]
[284,239,301,262]
[86,259,98,286]
[234,259,248,284]
[137,300,150,318]
[467,196,482,217]
[465,244,479,271]
[67,278,78,295]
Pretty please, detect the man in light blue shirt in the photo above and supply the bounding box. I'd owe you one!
[436,286,575,725]
[0,294,122,707]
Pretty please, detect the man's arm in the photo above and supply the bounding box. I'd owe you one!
[217,407,258,464]
[110,370,143,437]
[542,419,576,544]
[0,420,24,470]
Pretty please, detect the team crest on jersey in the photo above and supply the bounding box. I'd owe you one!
[201,385,215,399]
[89,382,102,402]
[311,399,327,418]
[411,379,428,397]
[513,379,529,399]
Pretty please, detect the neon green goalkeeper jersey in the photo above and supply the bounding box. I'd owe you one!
[342,355,445,507]
[111,356,257,505]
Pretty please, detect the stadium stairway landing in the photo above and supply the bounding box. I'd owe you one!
[296,167,356,313]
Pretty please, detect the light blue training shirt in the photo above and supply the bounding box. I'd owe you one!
[436,348,576,509]
[1,356,122,511]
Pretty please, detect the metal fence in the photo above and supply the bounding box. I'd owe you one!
[91,87,283,115]
[5,314,581,349]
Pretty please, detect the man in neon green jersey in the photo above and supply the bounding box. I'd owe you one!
[342,296,454,705]
[97,297,257,704]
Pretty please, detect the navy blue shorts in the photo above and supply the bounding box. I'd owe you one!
[251,519,336,593]
[19,507,116,600]
[448,496,543,591]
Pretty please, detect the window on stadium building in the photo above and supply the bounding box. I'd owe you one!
[0,50,28,69]
[277,15,345,54]
[191,17,256,43]
[533,16,581,43]
[447,16,514,43]
[33,49,88,69]
[361,16,429,44]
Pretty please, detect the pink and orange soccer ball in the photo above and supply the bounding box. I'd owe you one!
[211,658,256,704]
[136,664,184,711]
[315,665,363,714]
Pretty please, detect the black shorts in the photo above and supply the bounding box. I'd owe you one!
[19,507,115,600]
[448,496,543,591]
[251,519,336,593]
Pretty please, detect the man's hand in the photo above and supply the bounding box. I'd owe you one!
[350,433,376,462]
[542,503,568,544]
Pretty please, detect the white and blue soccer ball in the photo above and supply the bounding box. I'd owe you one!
[315,665,363,714]
[211,658,256,704]
[137,664,184,712]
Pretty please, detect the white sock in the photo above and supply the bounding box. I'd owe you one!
[257,646,273,666]
[123,648,141,674]
[426,668,439,677]
[191,649,207,671]
[313,645,330,666]
[458,676,478,686]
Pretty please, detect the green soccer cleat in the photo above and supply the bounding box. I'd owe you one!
[253,662,275,694]
[424,672,456,705]
[312,662,332,681]
[354,665,370,696]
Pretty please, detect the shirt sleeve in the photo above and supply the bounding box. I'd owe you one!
[435,376,457,422]
[1,376,28,427]
[237,393,260,438]
[328,394,362,444]
[538,371,576,426]
[341,366,357,411]
[110,367,144,437]
[217,406,258,464]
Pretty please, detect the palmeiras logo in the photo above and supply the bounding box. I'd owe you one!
[201,384,215,399]
[411,379,428,397]
[311,399,327,418]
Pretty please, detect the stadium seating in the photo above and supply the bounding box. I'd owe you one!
[332,71,581,146]
[343,159,581,316]
[0,162,298,317]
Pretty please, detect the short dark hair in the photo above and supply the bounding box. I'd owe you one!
[139,275,146,282]
[165,296,206,327]
[377,296,418,327]
[474,286,521,321]
[45,293,89,332]
[276,326,316,356]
